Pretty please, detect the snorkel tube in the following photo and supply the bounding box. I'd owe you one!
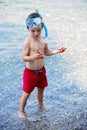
[43,23,48,38]
[35,8,48,38]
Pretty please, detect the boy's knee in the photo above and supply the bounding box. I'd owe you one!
[37,88,44,93]
[23,92,30,98]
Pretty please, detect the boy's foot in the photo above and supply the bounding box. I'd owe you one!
[18,111,27,119]
[38,104,52,110]
[38,104,46,109]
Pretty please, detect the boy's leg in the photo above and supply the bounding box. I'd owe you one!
[19,92,30,118]
[37,87,45,109]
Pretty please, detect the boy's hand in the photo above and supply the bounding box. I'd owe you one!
[35,51,45,59]
[57,47,67,53]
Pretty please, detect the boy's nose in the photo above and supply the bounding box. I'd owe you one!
[35,31,39,36]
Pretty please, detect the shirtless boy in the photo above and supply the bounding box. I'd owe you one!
[19,12,66,118]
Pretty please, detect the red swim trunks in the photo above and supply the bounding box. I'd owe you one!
[22,66,48,93]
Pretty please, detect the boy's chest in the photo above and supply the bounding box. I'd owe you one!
[30,42,45,52]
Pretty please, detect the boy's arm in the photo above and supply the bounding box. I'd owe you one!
[22,38,44,62]
[44,44,66,56]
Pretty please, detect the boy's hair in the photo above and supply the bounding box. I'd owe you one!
[26,12,44,29]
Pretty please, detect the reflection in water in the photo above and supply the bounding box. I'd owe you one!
[20,108,87,130]
[20,110,51,130]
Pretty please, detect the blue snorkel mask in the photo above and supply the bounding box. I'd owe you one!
[26,8,48,38]
[26,17,42,28]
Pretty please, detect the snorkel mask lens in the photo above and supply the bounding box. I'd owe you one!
[26,17,42,28]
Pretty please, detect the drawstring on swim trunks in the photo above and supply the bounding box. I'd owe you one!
[35,69,43,74]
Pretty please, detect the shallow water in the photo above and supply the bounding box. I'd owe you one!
[0,0,87,130]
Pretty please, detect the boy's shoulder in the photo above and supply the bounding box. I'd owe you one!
[23,37,31,49]
[40,37,48,44]
[24,37,31,44]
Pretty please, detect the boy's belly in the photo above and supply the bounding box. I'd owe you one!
[26,59,44,70]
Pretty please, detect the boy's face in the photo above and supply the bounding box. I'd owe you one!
[29,25,43,39]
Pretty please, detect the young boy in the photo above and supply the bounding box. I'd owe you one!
[19,12,66,118]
